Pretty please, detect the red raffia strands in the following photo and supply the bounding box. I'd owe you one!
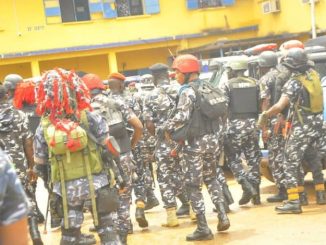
[13,80,36,109]
[35,68,91,150]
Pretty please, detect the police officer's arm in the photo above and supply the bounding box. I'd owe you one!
[128,116,143,149]
[19,112,37,181]
[146,120,155,136]
[0,154,29,245]
[23,137,37,181]
[265,94,289,118]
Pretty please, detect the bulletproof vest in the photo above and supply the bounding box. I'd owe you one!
[295,69,323,114]
[228,77,259,119]
[106,97,132,154]
[42,111,103,182]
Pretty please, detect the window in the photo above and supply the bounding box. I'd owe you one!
[187,0,235,9]
[59,0,90,22]
[198,0,222,8]
[116,0,143,17]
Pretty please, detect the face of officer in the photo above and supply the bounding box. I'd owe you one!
[175,69,185,85]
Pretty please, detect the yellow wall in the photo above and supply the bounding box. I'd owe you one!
[39,54,109,79]
[0,63,32,81]
[0,0,325,78]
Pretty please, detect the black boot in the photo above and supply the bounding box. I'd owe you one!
[215,202,230,232]
[316,190,326,205]
[222,184,234,205]
[119,232,128,245]
[251,184,261,205]
[135,206,148,228]
[76,235,96,245]
[176,192,190,216]
[186,214,213,241]
[61,228,96,245]
[28,217,43,245]
[99,230,121,244]
[239,178,257,205]
[267,186,287,203]
[299,192,309,206]
[275,200,302,214]
[145,189,160,211]
[128,220,133,234]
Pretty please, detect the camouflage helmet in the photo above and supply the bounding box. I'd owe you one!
[140,74,153,84]
[282,48,308,69]
[3,74,23,91]
[258,51,278,68]
[225,57,248,71]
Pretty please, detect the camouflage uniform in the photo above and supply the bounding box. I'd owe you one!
[130,91,156,204]
[166,80,225,214]
[260,65,324,189]
[143,81,185,209]
[0,149,29,226]
[281,75,323,190]
[221,77,262,187]
[0,103,38,218]
[34,111,117,244]
[107,92,136,235]
[259,67,287,188]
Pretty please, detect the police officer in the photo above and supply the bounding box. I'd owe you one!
[0,149,29,245]
[132,74,160,212]
[165,55,230,241]
[0,85,43,245]
[222,57,262,205]
[33,68,121,244]
[260,48,324,213]
[3,73,23,102]
[257,51,289,202]
[143,63,189,227]
[107,72,143,243]
[260,41,326,205]
[12,79,46,224]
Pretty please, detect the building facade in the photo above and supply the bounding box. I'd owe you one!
[0,0,325,80]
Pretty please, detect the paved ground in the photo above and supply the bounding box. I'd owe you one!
[35,172,326,245]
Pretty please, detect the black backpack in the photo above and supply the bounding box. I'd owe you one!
[191,81,227,120]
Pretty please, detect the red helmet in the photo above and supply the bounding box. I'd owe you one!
[82,73,105,90]
[108,72,126,81]
[172,54,200,73]
[280,40,304,51]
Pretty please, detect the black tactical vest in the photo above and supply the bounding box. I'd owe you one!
[228,77,259,119]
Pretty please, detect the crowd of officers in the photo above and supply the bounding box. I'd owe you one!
[0,39,325,245]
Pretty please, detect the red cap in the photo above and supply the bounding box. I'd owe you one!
[108,72,126,81]
[172,54,200,73]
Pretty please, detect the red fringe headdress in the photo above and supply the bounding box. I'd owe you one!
[13,79,36,109]
[36,68,92,151]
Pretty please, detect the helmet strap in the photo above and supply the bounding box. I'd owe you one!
[184,73,191,83]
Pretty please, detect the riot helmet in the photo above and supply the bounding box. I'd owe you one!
[258,51,278,68]
[225,58,248,71]
[3,74,23,91]
[172,54,200,74]
[279,40,304,52]
[282,48,309,70]
[82,73,105,91]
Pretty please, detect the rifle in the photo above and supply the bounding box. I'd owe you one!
[81,123,126,188]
